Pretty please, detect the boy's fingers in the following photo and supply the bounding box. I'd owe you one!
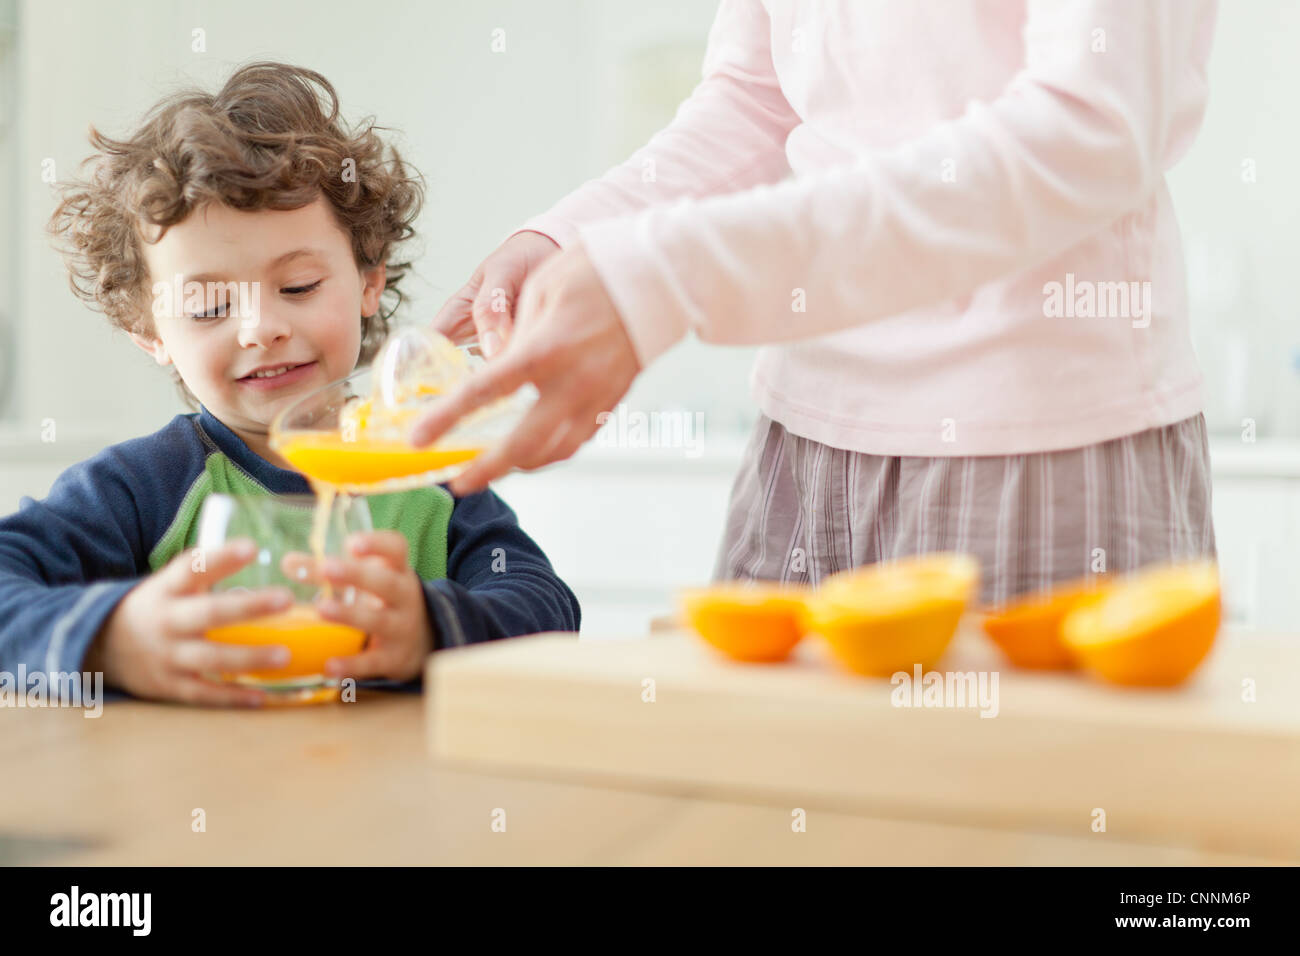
[316,589,387,633]
[165,539,259,595]
[408,353,533,448]
[346,531,409,570]
[280,550,319,584]
[319,557,405,606]
[323,649,395,682]
[170,637,291,675]
[166,587,294,634]
[170,675,267,708]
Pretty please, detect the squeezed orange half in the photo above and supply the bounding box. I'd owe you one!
[1060,561,1221,687]
[680,585,810,662]
[981,576,1107,670]
[807,553,979,677]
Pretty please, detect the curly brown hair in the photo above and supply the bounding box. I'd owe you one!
[48,61,424,410]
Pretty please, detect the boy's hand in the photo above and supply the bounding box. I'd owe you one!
[287,531,435,684]
[88,539,295,707]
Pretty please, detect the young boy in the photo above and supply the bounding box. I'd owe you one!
[0,62,579,706]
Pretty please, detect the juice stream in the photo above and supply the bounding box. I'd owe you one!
[308,482,337,600]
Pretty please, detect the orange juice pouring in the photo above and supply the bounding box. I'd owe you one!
[204,328,534,704]
[268,326,532,496]
[270,326,533,605]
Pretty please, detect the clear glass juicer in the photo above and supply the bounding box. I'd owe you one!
[268,325,537,494]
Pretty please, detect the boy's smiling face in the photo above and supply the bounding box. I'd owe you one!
[133,196,384,466]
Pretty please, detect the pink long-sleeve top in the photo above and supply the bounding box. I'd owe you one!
[519,0,1217,456]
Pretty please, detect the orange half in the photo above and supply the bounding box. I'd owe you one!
[680,585,810,662]
[1061,562,1221,687]
[807,553,979,677]
[981,576,1107,669]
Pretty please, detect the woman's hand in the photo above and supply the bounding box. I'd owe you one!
[431,230,561,357]
[411,242,642,495]
[288,531,435,684]
[86,539,295,706]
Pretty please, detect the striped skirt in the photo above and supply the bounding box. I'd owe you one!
[712,413,1216,608]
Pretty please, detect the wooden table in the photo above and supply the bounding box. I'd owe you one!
[3,625,1294,865]
[430,625,1300,866]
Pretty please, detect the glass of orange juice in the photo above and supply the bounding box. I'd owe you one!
[197,493,371,705]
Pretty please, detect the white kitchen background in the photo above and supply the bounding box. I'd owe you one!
[1,1,1297,635]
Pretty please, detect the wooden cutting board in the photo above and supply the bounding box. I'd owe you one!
[427,624,1300,861]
